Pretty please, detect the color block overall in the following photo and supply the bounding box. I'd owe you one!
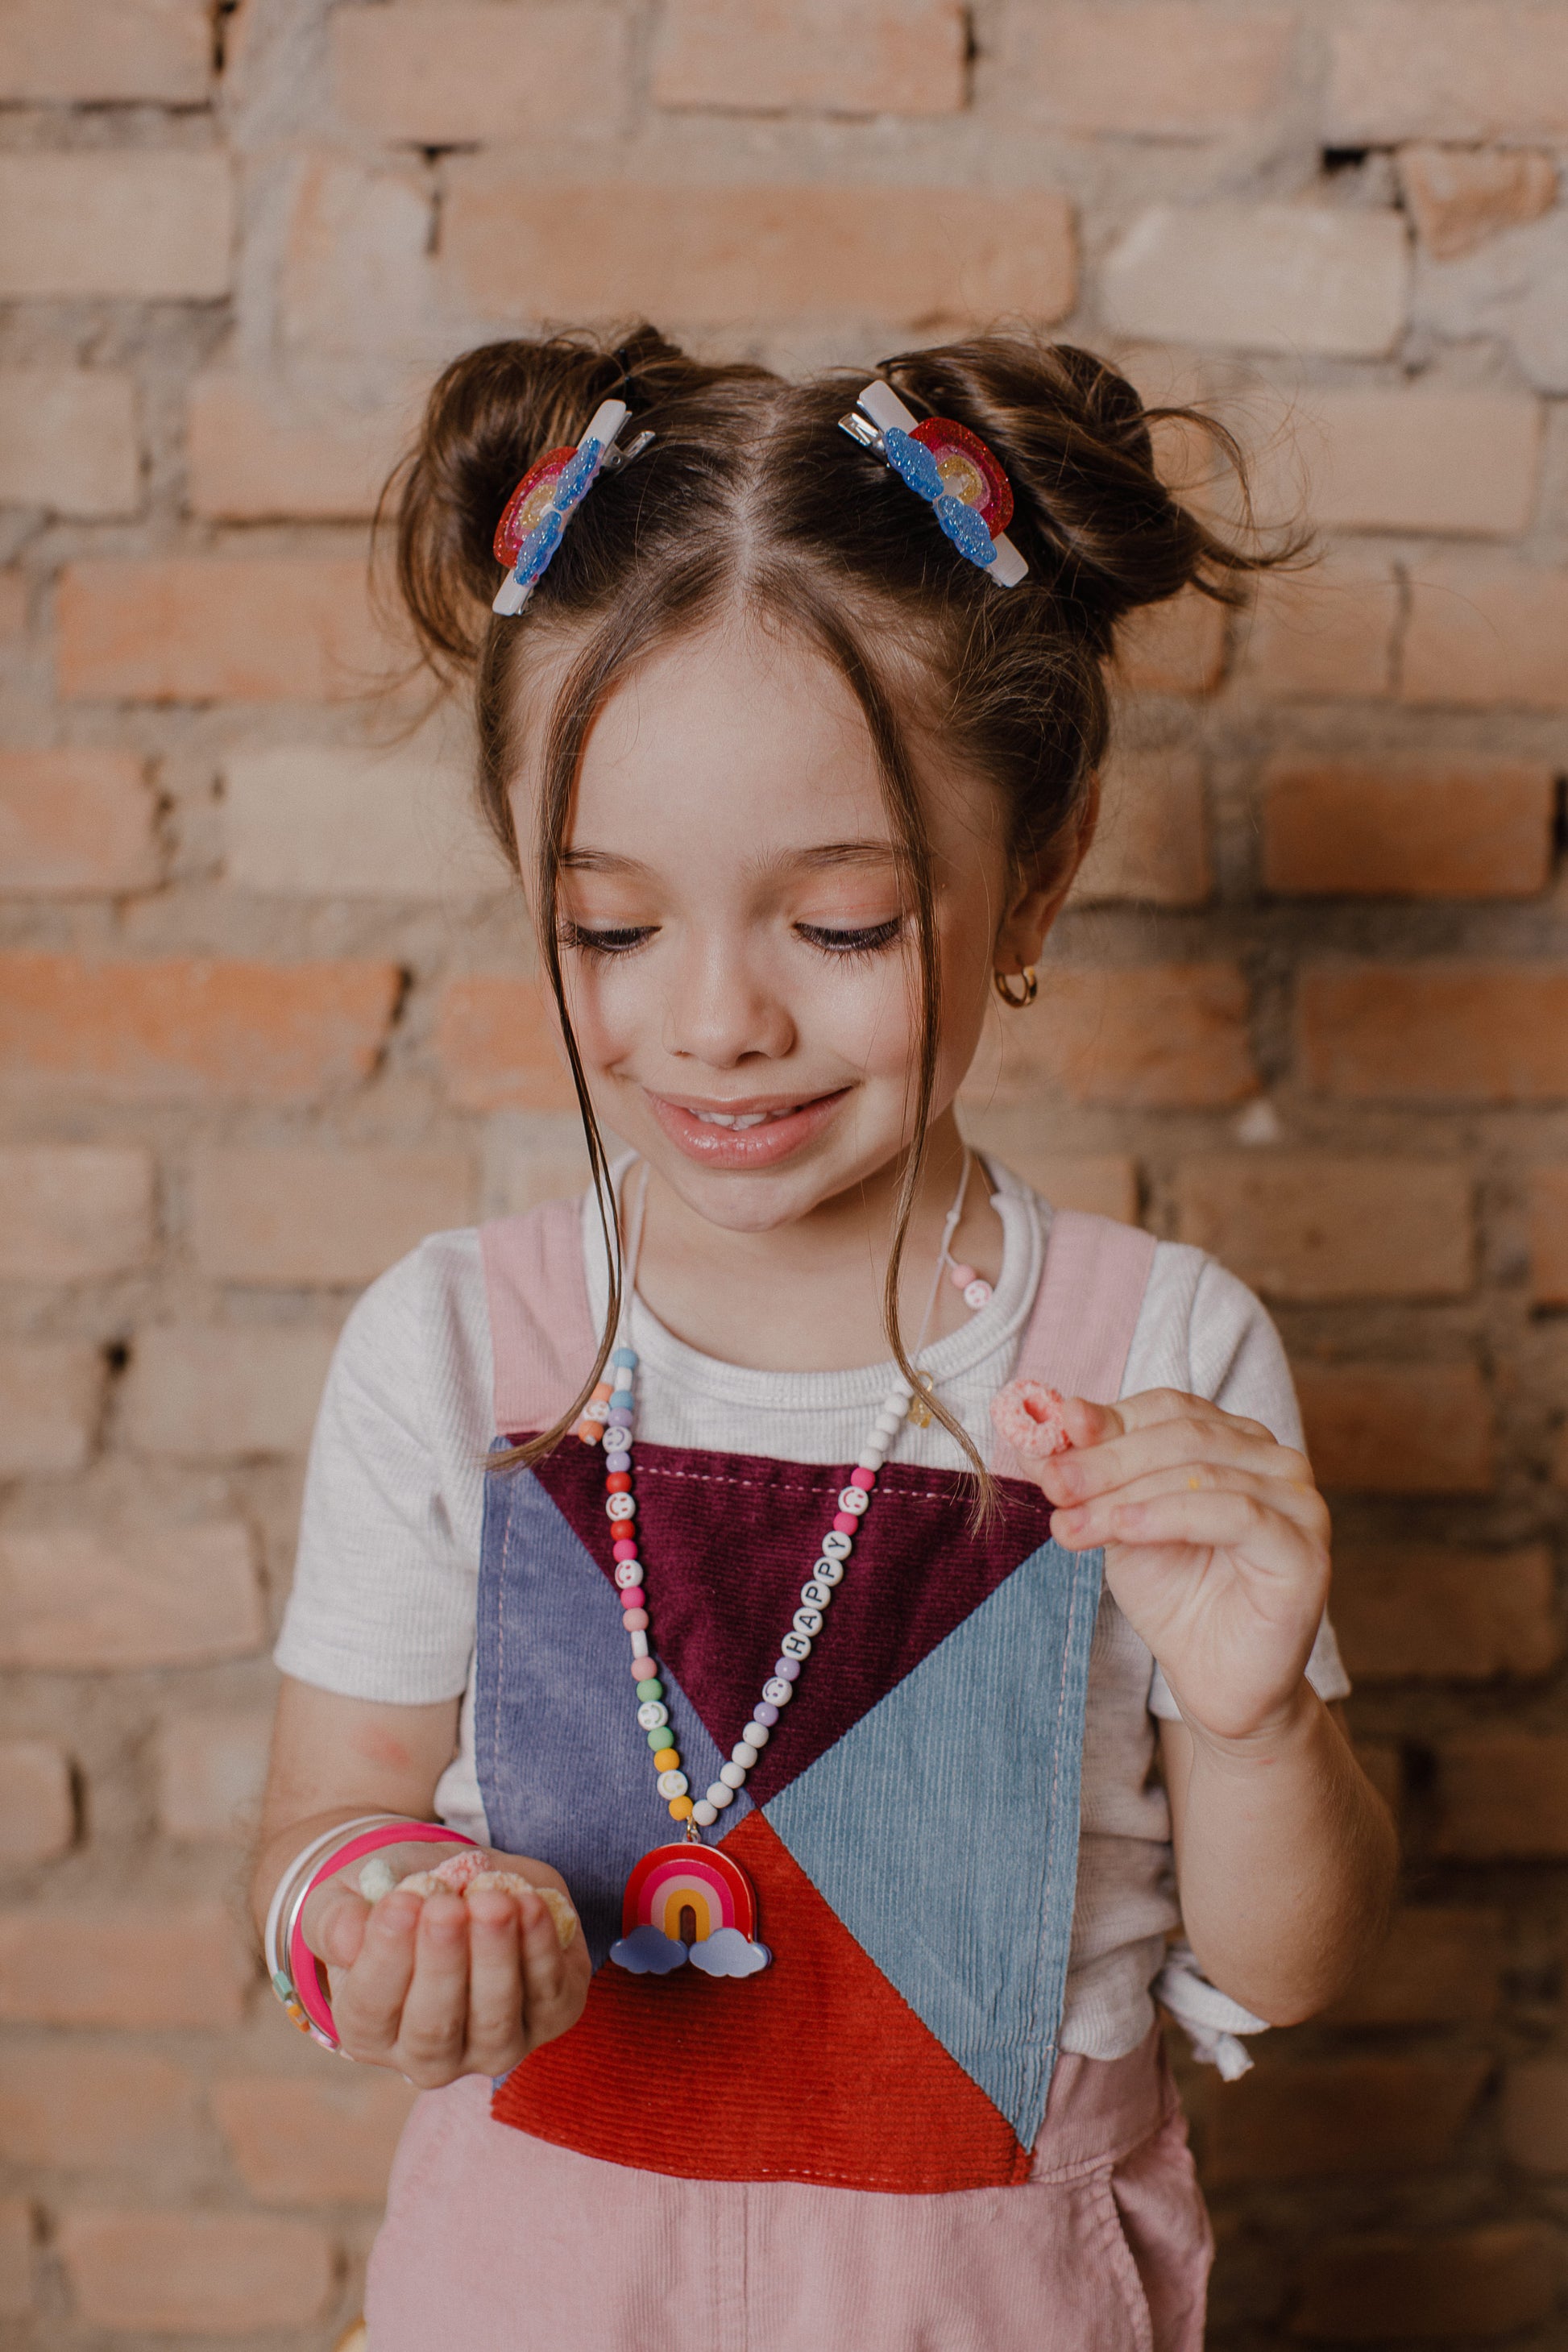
[366,1204,1213,2350]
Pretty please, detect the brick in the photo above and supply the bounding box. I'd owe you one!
[1262,757,1554,898]
[1237,554,1399,699]
[280,158,438,359]
[0,2201,30,2318]
[1503,2060,1568,2172]
[0,1739,75,1866]
[0,2045,201,2168]
[1074,751,1209,906]
[1175,1156,1471,1300]
[0,952,400,1101]
[1294,1361,1494,1495]
[213,2073,417,2203]
[1403,559,1568,710]
[1300,965,1568,1102]
[58,2211,333,2334]
[1434,1733,1568,1858]
[0,154,232,301]
[653,0,964,116]
[1269,389,1540,537]
[1328,4,1568,143]
[0,0,210,101]
[1333,1546,1558,1680]
[0,1145,155,1280]
[995,1154,1141,1225]
[1290,2225,1558,2339]
[1399,144,1558,261]
[156,1709,273,1842]
[222,742,504,898]
[335,1,625,139]
[990,964,1255,1108]
[0,1342,103,1476]
[187,374,408,522]
[0,373,139,517]
[0,749,160,895]
[1529,1168,1568,1305]
[0,1523,263,1671]
[443,176,1077,328]
[1114,595,1226,697]
[122,1325,336,1458]
[1415,207,1568,396]
[1322,1908,1504,2027]
[1200,2055,1489,2185]
[1101,205,1409,359]
[191,1147,475,1286]
[57,558,390,703]
[437,977,575,1112]
[1008,3,1292,135]
[0,1903,249,2026]
[0,573,27,640]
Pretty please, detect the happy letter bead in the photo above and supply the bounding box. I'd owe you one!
[793,1606,824,1638]
[657,1769,689,1799]
[781,1631,811,1661]
[821,1531,852,1560]
[802,1578,833,1610]
[811,1556,844,1586]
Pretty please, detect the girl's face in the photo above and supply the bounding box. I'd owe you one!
[512,621,1057,1237]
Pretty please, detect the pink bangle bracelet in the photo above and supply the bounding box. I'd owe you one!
[287,1821,479,2048]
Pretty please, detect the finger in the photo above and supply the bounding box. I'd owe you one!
[305,1879,371,1971]
[394,1894,471,2082]
[463,1890,528,2072]
[333,1889,421,2055]
[517,1889,578,2053]
[1056,1480,1327,1562]
[1043,1412,1309,1506]
[1052,1456,1327,1542]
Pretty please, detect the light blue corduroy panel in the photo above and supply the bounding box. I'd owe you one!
[761,1538,1103,2147]
[475,1456,749,1969]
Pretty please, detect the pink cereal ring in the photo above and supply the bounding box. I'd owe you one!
[428,1848,491,1894]
[990,1378,1072,1459]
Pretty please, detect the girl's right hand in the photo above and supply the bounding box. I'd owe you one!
[299,1843,591,2084]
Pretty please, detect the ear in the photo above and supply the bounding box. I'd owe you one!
[993,779,1100,977]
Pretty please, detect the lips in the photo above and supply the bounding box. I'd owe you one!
[647,1088,850,1170]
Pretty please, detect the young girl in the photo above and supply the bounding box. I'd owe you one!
[254,328,1396,2350]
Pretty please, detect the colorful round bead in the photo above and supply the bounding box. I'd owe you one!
[653,1746,680,1771]
[669,1795,694,1820]
[636,1677,662,1699]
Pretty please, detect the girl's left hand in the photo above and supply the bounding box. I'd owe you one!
[1030,1391,1332,1746]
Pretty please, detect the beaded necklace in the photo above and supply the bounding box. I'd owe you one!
[573,1155,993,1978]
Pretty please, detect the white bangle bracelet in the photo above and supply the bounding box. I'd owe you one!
[263,1814,403,1989]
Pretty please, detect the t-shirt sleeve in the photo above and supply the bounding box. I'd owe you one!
[273,1241,483,1704]
[1136,1248,1352,1720]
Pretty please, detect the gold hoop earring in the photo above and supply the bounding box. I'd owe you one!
[993,967,1038,1010]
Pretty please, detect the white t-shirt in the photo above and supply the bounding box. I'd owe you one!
[276,1161,1349,2062]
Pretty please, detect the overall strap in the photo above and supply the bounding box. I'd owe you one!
[481,1196,601,1437]
[990,1208,1156,1478]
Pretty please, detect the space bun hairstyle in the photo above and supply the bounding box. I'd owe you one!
[386,324,1292,1473]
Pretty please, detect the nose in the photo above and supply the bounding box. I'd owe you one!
[662,926,794,1070]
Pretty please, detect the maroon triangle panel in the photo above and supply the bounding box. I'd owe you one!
[525,1436,1053,1804]
[493,1810,1032,2193]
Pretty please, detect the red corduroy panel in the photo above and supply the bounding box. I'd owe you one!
[493,1810,1031,2193]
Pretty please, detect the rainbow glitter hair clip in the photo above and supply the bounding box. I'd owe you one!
[492,397,653,616]
[839,381,1028,588]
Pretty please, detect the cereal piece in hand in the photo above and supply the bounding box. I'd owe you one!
[357,1855,398,1902]
[990,1378,1072,1459]
[467,1872,579,1951]
[358,1855,579,1950]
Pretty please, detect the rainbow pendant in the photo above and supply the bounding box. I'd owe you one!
[609,1841,771,1977]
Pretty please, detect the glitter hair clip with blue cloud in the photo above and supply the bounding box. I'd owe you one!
[839,380,1028,589]
[492,397,653,616]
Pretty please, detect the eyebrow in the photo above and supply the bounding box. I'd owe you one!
[560,840,898,877]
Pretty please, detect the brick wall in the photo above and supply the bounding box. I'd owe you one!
[1,2,1565,2342]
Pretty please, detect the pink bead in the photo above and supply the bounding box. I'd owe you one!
[833,1512,858,1535]
[621,1607,649,1631]
[613,1539,639,1561]
[631,1657,653,1678]
[850,1469,875,1492]
[618,1586,645,1610]
[949,1263,977,1288]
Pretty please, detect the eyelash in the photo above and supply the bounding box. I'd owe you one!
[558,918,904,962]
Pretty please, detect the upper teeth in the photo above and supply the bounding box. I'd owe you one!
[694,1109,789,1128]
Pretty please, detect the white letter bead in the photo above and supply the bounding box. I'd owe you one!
[606,1493,637,1520]
[693,1800,719,1827]
[821,1530,852,1559]
[732,1740,760,1768]
[782,1631,811,1661]
[637,1701,669,1730]
[836,1486,869,1515]
[763,1678,794,1706]
[585,1399,611,1423]
[802,1579,833,1610]
[812,1556,844,1586]
[793,1606,824,1638]
[707,1782,734,1809]
[720,1761,746,1790]
[657,1769,689,1799]
[614,1561,642,1589]
[964,1279,993,1309]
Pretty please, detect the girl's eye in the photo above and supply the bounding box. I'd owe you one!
[796,918,903,958]
[559,922,657,958]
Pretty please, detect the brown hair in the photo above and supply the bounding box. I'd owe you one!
[387,324,1288,1473]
